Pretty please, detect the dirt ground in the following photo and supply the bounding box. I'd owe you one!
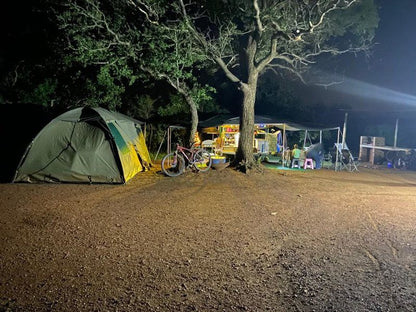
[1,163,416,312]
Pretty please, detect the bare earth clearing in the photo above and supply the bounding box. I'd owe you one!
[1,165,416,311]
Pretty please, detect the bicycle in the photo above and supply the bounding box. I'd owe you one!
[161,143,212,177]
[385,150,408,169]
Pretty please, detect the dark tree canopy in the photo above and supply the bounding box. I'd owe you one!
[162,0,379,170]
[0,0,379,162]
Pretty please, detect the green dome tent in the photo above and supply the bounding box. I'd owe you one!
[13,107,152,184]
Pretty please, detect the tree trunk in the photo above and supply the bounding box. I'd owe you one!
[234,77,258,170]
[184,94,199,147]
[143,122,147,143]
[173,82,199,147]
[149,124,153,151]
[233,35,259,171]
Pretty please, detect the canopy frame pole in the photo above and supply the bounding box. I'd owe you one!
[303,130,308,148]
[283,124,286,166]
[308,132,313,145]
[320,130,322,144]
[342,112,348,149]
[154,130,167,162]
[394,118,399,148]
[167,126,171,155]
[335,127,340,171]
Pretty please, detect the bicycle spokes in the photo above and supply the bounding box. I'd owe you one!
[161,153,185,177]
[193,149,212,172]
[162,145,212,177]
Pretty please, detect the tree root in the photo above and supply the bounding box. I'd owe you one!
[232,159,264,174]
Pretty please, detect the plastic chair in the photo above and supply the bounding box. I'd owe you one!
[201,140,215,155]
[291,158,300,168]
[304,158,314,169]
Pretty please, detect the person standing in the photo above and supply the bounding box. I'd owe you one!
[306,143,324,169]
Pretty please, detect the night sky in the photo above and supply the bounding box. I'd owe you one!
[350,0,416,96]
[1,0,416,151]
[286,0,416,151]
[301,0,416,112]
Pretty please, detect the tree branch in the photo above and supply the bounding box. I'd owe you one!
[178,0,242,86]
[63,0,131,53]
[127,0,159,24]
[304,44,370,59]
[257,37,278,72]
[266,63,307,84]
[214,57,241,84]
[315,80,344,89]
[309,0,358,33]
[253,0,264,33]
[140,65,183,94]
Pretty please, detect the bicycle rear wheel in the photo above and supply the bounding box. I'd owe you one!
[193,149,212,172]
[162,153,185,177]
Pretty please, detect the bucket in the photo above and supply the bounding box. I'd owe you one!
[212,156,226,164]
[212,162,230,171]
[387,162,392,168]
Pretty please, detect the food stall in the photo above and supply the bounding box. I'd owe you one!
[200,114,341,169]
[201,115,285,155]
[220,124,240,154]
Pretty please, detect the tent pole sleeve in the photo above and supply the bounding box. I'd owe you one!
[12,140,34,183]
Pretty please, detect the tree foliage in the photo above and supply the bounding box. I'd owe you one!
[256,74,299,118]
[55,0,217,144]
[22,78,58,107]
[1,0,379,160]
[142,0,379,170]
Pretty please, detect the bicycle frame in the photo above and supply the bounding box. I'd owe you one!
[174,144,199,167]
[161,143,212,177]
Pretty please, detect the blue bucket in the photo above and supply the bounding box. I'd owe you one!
[212,156,226,164]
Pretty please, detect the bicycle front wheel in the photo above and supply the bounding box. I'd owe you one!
[161,153,185,177]
[193,149,212,172]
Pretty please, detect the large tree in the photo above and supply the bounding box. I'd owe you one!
[56,0,215,145]
[139,0,378,170]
